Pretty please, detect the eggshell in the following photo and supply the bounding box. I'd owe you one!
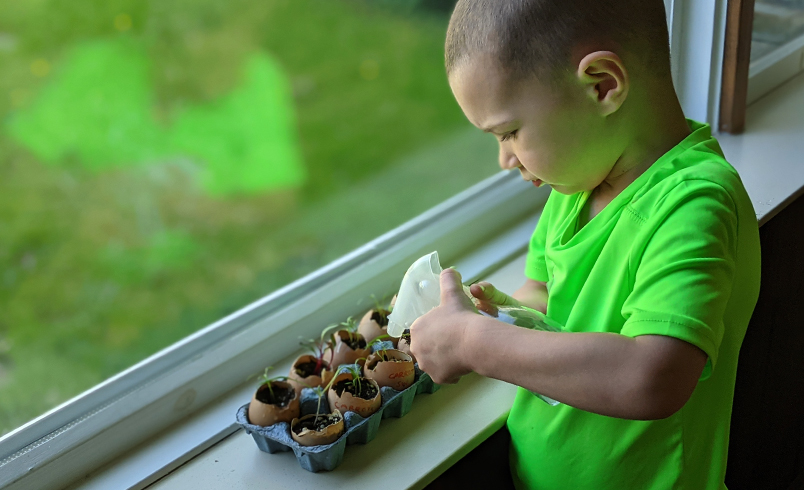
[357,309,398,347]
[397,335,415,363]
[247,380,301,427]
[288,354,334,395]
[364,349,415,391]
[290,410,345,447]
[322,330,370,368]
[327,372,382,418]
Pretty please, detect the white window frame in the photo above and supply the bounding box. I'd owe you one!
[0,3,731,488]
[665,0,729,128]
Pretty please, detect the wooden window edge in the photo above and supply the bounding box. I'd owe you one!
[719,0,755,134]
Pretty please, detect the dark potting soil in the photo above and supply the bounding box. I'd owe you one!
[371,309,391,327]
[369,353,409,371]
[401,329,411,343]
[383,356,407,363]
[255,383,294,407]
[295,360,327,378]
[374,352,406,363]
[333,379,379,400]
[343,334,367,350]
[292,413,342,434]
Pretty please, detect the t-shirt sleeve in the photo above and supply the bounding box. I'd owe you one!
[524,194,553,282]
[620,182,738,380]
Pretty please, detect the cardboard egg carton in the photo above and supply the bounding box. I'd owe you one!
[236,365,440,472]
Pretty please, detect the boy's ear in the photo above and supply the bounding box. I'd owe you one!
[576,51,629,117]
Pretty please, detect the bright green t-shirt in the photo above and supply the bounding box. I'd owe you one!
[508,120,761,490]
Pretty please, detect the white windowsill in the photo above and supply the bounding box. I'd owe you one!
[722,70,804,224]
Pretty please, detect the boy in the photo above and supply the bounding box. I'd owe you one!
[408,1,761,489]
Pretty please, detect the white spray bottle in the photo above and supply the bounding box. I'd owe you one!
[387,251,562,406]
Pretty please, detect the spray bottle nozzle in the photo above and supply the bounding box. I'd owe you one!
[386,251,443,338]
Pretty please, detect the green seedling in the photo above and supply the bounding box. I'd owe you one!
[357,293,393,326]
[321,316,360,346]
[308,385,328,424]
[335,363,365,398]
[339,316,359,332]
[370,294,393,322]
[301,364,363,425]
[252,366,291,401]
[300,376,338,425]
[366,334,393,360]
[299,332,335,376]
[339,316,360,344]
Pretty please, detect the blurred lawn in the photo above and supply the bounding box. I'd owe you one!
[0,0,498,434]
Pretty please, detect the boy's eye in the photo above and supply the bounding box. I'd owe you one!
[500,130,518,142]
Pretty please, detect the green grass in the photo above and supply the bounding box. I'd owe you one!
[0,0,498,435]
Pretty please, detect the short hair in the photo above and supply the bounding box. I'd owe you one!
[445,0,671,81]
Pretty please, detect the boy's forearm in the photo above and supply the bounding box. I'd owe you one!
[461,315,705,420]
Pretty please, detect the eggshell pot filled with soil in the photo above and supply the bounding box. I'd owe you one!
[288,355,334,394]
[364,349,415,391]
[248,380,300,427]
[290,409,345,447]
[357,308,398,347]
[397,329,414,363]
[323,330,370,368]
[326,372,382,418]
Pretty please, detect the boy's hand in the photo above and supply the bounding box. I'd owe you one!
[409,268,479,385]
[468,281,522,316]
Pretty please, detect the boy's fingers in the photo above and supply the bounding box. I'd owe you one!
[469,282,494,300]
[470,281,513,306]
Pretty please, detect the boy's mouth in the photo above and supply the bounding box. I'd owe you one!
[531,179,544,187]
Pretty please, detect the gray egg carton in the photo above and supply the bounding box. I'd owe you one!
[235,365,440,472]
[370,340,395,353]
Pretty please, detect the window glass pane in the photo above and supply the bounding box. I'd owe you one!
[0,0,498,435]
[752,0,804,60]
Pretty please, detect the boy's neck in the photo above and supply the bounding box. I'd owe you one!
[596,83,690,200]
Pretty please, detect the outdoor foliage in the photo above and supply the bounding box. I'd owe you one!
[0,0,495,435]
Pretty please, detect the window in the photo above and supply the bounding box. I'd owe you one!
[0,0,500,438]
[748,0,804,104]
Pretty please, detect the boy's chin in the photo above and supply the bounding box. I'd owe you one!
[547,183,578,195]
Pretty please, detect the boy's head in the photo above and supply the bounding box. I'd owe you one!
[445,0,676,195]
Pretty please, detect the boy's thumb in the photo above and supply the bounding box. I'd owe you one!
[439,268,464,304]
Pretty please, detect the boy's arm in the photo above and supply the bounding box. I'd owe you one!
[512,279,548,314]
[465,313,706,420]
[410,269,707,420]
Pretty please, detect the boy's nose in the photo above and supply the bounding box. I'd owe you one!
[498,147,520,171]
